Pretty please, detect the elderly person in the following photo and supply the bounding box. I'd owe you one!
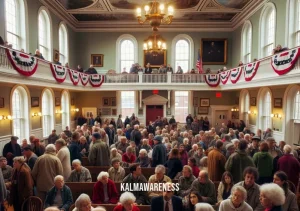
[113,192,140,211]
[130,124,142,146]
[277,144,300,188]
[190,170,216,205]
[259,183,285,211]
[79,136,89,157]
[7,156,33,211]
[32,144,63,202]
[273,171,298,211]
[188,144,198,158]
[116,137,129,154]
[3,136,22,166]
[108,158,125,182]
[140,139,151,152]
[136,149,150,167]
[219,186,253,211]
[44,175,73,211]
[55,138,71,180]
[72,193,93,211]
[89,133,110,166]
[92,171,119,204]
[68,159,92,182]
[194,203,214,211]
[148,165,171,200]
[122,146,136,164]
[151,135,167,167]
[32,138,45,157]
[110,148,122,164]
[178,165,196,197]
[208,140,226,181]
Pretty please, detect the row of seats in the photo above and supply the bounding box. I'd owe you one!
[69,204,151,211]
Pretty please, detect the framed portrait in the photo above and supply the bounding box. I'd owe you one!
[82,107,97,118]
[167,108,171,116]
[250,97,256,106]
[198,107,209,114]
[0,97,4,108]
[103,97,110,106]
[193,97,198,107]
[144,50,166,68]
[112,109,117,116]
[201,38,228,64]
[71,98,74,106]
[31,97,39,107]
[55,97,61,106]
[200,98,210,107]
[101,108,111,116]
[138,108,143,115]
[91,54,104,67]
[53,49,59,62]
[274,98,282,108]
[111,97,116,107]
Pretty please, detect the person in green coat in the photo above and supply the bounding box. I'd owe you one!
[253,142,273,184]
[225,140,255,183]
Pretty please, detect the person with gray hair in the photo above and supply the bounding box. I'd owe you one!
[277,144,300,188]
[195,203,215,211]
[32,144,63,202]
[44,207,60,211]
[178,165,196,197]
[130,124,142,146]
[68,159,92,182]
[148,165,171,199]
[136,148,150,167]
[122,146,136,164]
[108,158,125,182]
[56,138,71,180]
[113,192,139,211]
[219,186,253,211]
[72,193,92,211]
[259,183,285,210]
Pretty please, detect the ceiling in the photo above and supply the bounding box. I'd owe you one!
[41,0,267,31]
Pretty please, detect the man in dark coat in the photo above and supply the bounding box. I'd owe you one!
[88,133,110,166]
[130,125,142,146]
[151,135,167,167]
[2,136,22,166]
[68,132,82,163]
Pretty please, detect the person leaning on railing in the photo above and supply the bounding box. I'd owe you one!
[272,44,289,55]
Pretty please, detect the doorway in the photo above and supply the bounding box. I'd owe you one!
[214,110,228,132]
[146,105,164,125]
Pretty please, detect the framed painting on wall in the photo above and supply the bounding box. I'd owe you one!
[200,98,210,107]
[274,98,282,108]
[91,54,104,67]
[250,97,256,106]
[101,108,111,116]
[144,50,166,68]
[103,97,110,106]
[55,97,61,106]
[0,97,4,108]
[31,97,39,107]
[198,107,209,114]
[201,38,228,64]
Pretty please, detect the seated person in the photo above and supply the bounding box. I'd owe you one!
[110,148,122,165]
[77,65,84,72]
[44,175,73,211]
[136,149,150,167]
[272,44,288,55]
[238,61,244,66]
[190,69,196,74]
[139,139,152,152]
[178,165,196,197]
[73,193,93,211]
[219,186,252,211]
[122,146,136,164]
[166,64,173,73]
[34,49,44,60]
[85,64,97,74]
[217,171,234,206]
[92,171,119,204]
[190,170,216,205]
[116,137,129,154]
[148,165,171,200]
[113,192,140,211]
[144,63,152,74]
[67,159,92,182]
[158,65,166,74]
[205,68,211,74]
[108,158,125,183]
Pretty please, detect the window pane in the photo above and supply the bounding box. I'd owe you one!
[59,25,68,65]
[294,91,300,120]
[175,91,189,123]
[39,11,50,60]
[5,0,18,49]
[120,40,134,72]
[121,91,135,120]
[61,92,70,129]
[175,40,189,73]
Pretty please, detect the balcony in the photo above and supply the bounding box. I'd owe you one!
[0,45,300,91]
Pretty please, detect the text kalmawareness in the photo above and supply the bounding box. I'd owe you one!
[121,183,180,192]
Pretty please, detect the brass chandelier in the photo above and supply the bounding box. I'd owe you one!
[136,0,174,31]
[143,32,166,55]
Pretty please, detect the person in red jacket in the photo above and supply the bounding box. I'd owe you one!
[113,192,140,211]
[188,157,200,178]
[92,171,119,204]
[122,146,136,164]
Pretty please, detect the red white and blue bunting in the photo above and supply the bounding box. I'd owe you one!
[230,66,243,84]
[50,64,67,83]
[89,74,105,87]
[68,69,80,86]
[80,73,90,86]
[271,48,300,75]
[204,74,220,87]
[244,61,260,82]
[220,71,230,85]
[5,48,38,76]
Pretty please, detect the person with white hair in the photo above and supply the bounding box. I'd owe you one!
[55,138,72,180]
[108,158,125,182]
[259,183,285,211]
[136,149,150,167]
[219,186,253,211]
[72,193,92,211]
[178,165,196,197]
[67,159,92,182]
[92,171,119,204]
[130,124,142,146]
[231,138,240,149]
[148,165,171,200]
[122,146,136,164]
[195,203,215,211]
[44,175,73,211]
[140,139,151,152]
[277,144,300,188]
[188,144,198,158]
[113,192,139,211]
[110,148,122,165]
[32,144,63,202]
[116,137,129,154]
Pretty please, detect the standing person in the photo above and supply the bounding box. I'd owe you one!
[32,138,45,157]
[32,144,63,202]
[151,136,167,167]
[88,133,110,166]
[202,117,210,131]
[186,114,193,130]
[130,125,142,146]
[48,129,59,145]
[2,136,22,166]
[164,148,183,179]
[56,139,72,181]
[69,132,82,163]
[0,157,12,182]
[207,140,226,181]
[22,146,38,170]
[0,168,7,211]
[117,115,124,129]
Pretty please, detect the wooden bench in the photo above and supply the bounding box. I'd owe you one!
[69,204,151,211]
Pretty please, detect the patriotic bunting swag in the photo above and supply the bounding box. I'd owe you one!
[89,74,105,87]
[220,71,230,85]
[244,61,260,82]
[271,48,300,75]
[230,66,243,84]
[80,73,90,86]
[50,64,67,83]
[6,48,38,76]
[68,69,80,86]
[205,74,220,87]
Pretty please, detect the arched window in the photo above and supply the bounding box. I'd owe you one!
[294,91,300,121]
[172,35,194,73]
[286,0,300,47]
[38,8,52,61]
[241,21,252,63]
[116,34,138,73]
[121,91,135,120]
[11,86,29,143]
[262,91,272,130]
[5,0,27,51]
[42,89,54,137]
[259,3,276,57]
[61,91,70,129]
[175,91,189,123]
[59,23,68,66]
[240,90,250,124]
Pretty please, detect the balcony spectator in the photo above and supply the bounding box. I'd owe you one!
[158,65,166,74]
[144,63,152,74]
[205,68,211,74]
[176,66,183,74]
[272,44,288,55]
[130,64,138,74]
[85,64,97,74]
[54,60,62,65]
[34,49,44,60]
[238,60,244,66]
[253,58,258,62]
[190,68,196,74]
[166,64,173,73]
[77,65,84,72]
[122,67,127,73]
[64,63,69,68]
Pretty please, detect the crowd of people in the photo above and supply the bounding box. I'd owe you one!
[0,112,299,211]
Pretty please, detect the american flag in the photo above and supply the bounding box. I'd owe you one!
[196,51,203,73]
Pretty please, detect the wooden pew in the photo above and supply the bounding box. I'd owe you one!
[69,204,151,211]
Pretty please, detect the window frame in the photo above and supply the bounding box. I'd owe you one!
[174,91,189,123]
[61,91,70,130]
[38,7,52,61]
[42,89,54,138]
[121,91,135,121]
[241,21,253,64]
[58,22,68,66]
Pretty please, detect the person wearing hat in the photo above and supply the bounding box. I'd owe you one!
[247,136,260,157]
[151,135,167,167]
[88,132,110,166]
[32,138,45,157]
[2,136,22,166]
[23,146,38,170]
[0,157,12,183]
[225,143,235,159]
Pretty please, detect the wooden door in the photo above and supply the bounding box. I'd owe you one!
[146,105,164,125]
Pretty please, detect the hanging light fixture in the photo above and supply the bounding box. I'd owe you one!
[136,0,174,31]
[143,32,166,56]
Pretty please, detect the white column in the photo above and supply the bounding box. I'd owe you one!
[139,90,142,108]
[168,90,171,108]
[167,72,172,83]
[138,72,143,83]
